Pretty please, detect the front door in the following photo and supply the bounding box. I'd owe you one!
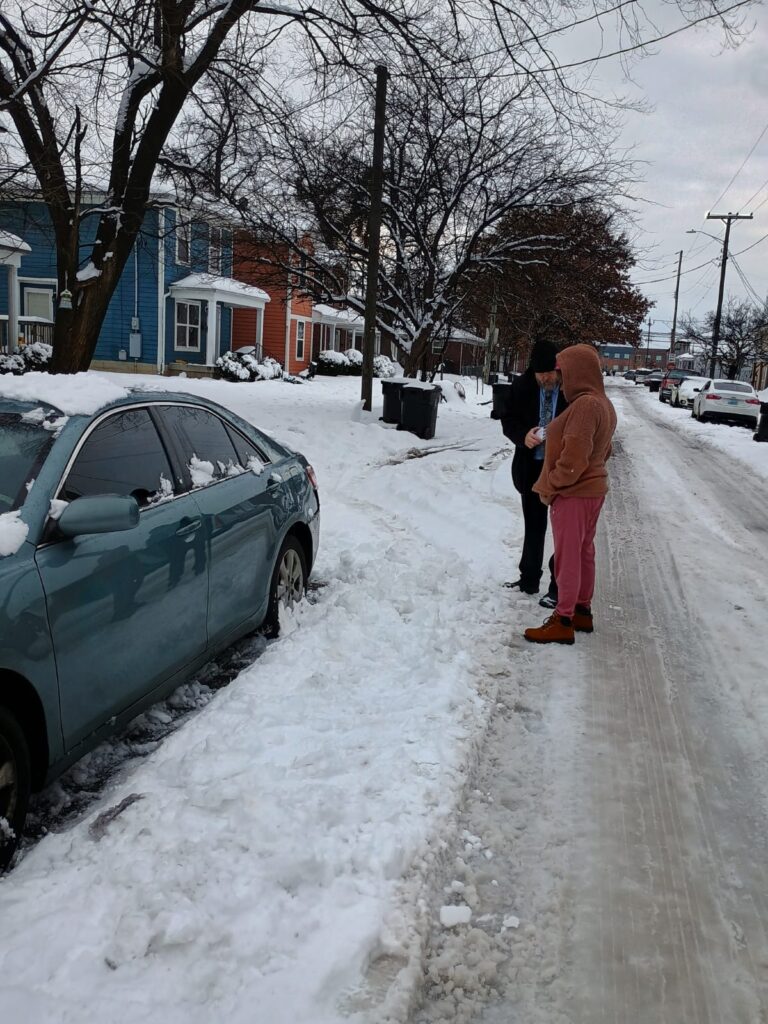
[35,407,209,749]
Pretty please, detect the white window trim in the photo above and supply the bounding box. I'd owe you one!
[175,300,202,352]
[176,209,191,266]
[296,319,306,361]
[24,287,54,321]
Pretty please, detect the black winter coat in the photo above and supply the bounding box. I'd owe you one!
[500,370,568,494]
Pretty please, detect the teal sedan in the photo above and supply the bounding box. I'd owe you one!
[0,391,319,869]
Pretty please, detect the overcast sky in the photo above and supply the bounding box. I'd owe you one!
[551,0,768,343]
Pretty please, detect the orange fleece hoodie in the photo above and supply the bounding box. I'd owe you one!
[533,344,617,505]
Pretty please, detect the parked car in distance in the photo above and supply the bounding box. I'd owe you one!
[659,369,691,403]
[691,379,761,428]
[644,370,665,392]
[623,370,636,381]
[634,368,654,385]
[670,376,708,408]
[0,389,320,869]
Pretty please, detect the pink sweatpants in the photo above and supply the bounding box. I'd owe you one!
[550,496,605,618]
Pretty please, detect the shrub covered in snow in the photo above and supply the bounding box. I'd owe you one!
[373,354,397,378]
[317,350,352,376]
[344,347,363,366]
[0,342,53,376]
[215,350,283,383]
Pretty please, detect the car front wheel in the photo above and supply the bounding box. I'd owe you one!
[263,536,308,638]
[0,707,31,872]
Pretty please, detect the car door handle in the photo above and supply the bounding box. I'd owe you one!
[176,517,202,538]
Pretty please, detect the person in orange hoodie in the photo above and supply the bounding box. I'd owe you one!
[524,344,617,645]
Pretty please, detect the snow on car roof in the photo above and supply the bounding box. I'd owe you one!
[0,371,129,415]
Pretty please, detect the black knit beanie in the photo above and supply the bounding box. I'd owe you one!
[529,340,558,373]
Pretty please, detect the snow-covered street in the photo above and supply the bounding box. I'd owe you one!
[413,381,768,1023]
[1,373,767,1023]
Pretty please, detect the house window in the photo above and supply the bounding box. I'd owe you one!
[24,288,54,321]
[209,226,222,275]
[296,320,306,361]
[176,210,191,265]
[175,301,201,351]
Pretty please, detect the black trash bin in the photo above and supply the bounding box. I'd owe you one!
[754,401,768,442]
[399,383,440,440]
[491,381,514,420]
[380,377,408,424]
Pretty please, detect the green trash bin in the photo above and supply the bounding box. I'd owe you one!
[399,383,440,439]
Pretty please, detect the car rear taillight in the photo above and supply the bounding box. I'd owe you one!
[746,398,760,405]
[306,465,319,490]
[706,394,721,401]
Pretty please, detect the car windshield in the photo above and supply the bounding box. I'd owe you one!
[715,381,752,394]
[0,412,54,512]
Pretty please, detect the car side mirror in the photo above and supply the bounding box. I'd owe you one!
[57,495,140,538]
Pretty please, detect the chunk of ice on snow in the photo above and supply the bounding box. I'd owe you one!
[502,914,520,930]
[440,905,472,928]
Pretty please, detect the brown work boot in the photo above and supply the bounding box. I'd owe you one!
[524,613,575,646]
[573,604,594,634]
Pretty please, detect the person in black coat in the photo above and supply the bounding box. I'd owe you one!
[499,339,567,604]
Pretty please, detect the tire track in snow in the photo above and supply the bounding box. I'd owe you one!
[408,398,768,1024]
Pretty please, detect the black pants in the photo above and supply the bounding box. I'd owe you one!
[518,468,557,597]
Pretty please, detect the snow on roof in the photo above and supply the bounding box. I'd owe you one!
[170,274,270,307]
[448,328,485,346]
[0,230,31,254]
[0,371,128,415]
[312,304,364,327]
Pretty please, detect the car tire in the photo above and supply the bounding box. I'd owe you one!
[0,706,31,872]
[263,536,308,639]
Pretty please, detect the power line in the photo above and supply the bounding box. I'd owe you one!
[710,118,768,211]
[637,229,768,287]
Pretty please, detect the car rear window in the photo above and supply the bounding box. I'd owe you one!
[715,382,752,394]
[0,412,54,513]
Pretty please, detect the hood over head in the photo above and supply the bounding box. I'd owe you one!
[556,344,605,401]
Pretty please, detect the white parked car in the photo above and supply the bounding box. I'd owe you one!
[691,379,761,428]
[670,376,708,408]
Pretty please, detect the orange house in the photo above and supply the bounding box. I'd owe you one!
[232,235,314,376]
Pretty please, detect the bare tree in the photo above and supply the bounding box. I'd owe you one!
[0,0,442,371]
[167,46,632,374]
[680,297,768,379]
[0,0,753,372]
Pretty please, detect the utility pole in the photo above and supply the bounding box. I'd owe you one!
[361,65,388,412]
[706,212,753,378]
[645,318,652,367]
[670,250,683,356]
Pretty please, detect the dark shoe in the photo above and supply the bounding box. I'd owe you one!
[503,579,539,595]
[539,592,557,610]
[524,613,575,645]
[573,604,594,633]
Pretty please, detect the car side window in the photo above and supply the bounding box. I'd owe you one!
[225,425,268,472]
[160,405,243,486]
[61,408,174,507]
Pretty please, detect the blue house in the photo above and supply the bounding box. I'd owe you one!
[0,199,269,374]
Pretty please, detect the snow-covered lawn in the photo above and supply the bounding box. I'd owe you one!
[610,378,768,482]
[0,373,529,1024]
